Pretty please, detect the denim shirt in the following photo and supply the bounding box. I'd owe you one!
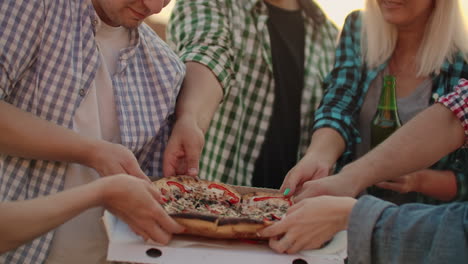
[348,196,468,264]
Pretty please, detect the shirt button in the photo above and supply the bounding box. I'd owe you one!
[79,89,86,96]
[92,19,98,26]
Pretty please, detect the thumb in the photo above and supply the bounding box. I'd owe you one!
[184,145,201,177]
[126,161,150,183]
[280,170,302,197]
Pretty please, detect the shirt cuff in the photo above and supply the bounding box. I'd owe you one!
[437,78,468,145]
[347,195,395,264]
[179,51,233,96]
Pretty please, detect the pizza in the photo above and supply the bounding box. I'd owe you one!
[153,176,292,240]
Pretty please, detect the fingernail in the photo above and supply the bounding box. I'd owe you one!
[256,232,261,237]
[283,188,290,196]
[188,168,198,175]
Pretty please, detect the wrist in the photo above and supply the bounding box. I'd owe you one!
[338,164,369,197]
[307,128,345,165]
[80,178,108,208]
[174,112,207,134]
[93,176,119,207]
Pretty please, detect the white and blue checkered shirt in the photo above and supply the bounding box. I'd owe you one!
[0,0,185,263]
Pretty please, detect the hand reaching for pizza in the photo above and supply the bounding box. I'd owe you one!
[258,196,356,254]
[280,151,334,197]
[291,174,360,202]
[99,175,185,244]
[163,115,204,177]
[83,140,149,182]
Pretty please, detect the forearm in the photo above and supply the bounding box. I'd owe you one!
[0,101,98,164]
[306,128,345,165]
[175,62,223,132]
[0,180,104,253]
[344,103,465,191]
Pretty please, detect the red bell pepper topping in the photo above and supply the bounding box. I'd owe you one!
[253,196,293,206]
[167,181,190,193]
[270,213,282,220]
[208,183,240,204]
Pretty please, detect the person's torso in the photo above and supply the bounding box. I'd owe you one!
[199,0,338,186]
[45,20,128,264]
[0,1,184,263]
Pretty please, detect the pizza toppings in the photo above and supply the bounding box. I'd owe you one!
[152,176,293,240]
[167,181,191,193]
[208,183,240,204]
[253,196,293,206]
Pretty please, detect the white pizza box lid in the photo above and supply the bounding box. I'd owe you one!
[103,211,347,264]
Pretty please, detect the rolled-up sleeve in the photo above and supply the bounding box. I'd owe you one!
[166,0,234,95]
[438,78,468,145]
[313,11,366,164]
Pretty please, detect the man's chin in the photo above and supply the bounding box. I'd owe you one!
[122,20,143,29]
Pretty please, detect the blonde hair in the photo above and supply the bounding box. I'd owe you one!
[361,0,468,76]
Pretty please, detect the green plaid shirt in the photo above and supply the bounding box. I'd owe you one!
[167,0,338,185]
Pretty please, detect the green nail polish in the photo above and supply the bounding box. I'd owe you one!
[283,188,290,196]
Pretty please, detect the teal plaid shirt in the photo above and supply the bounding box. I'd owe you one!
[167,0,338,186]
[314,11,468,202]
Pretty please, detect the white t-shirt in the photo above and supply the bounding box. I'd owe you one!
[45,19,129,264]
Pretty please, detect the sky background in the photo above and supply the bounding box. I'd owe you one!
[149,0,467,30]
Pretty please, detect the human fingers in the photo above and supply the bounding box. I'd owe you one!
[257,217,289,238]
[124,161,150,182]
[281,163,329,196]
[374,181,406,193]
[280,167,309,197]
[162,139,183,177]
[268,233,296,254]
[130,223,151,242]
[183,143,202,177]
[148,184,165,204]
[175,159,187,175]
[294,181,325,202]
[151,205,185,234]
[286,232,326,254]
[284,200,305,215]
[145,222,173,245]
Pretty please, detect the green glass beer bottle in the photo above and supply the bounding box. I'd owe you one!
[370,75,401,148]
[367,75,402,199]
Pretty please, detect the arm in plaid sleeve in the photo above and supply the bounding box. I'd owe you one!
[0,174,184,253]
[438,78,468,143]
[0,1,45,99]
[437,78,468,201]
[313,11,365,165]
[167,0,234,94]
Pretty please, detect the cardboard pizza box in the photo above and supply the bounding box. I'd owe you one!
[104,182,347,263]
[104,210,347,264]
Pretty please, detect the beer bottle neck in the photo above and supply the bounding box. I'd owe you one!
[377,75,398,111]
